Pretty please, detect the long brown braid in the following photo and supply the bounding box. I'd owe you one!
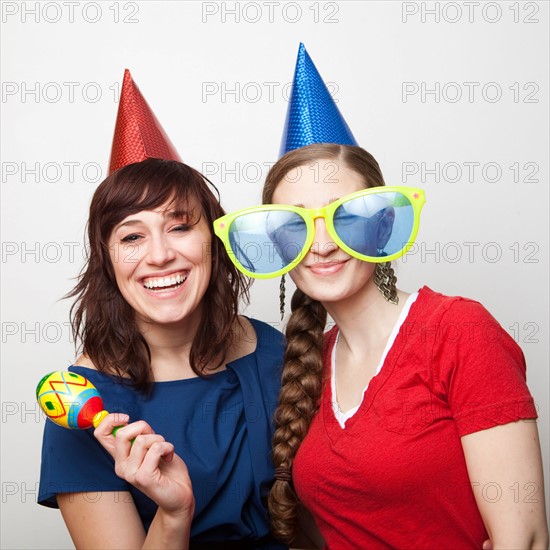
[264,144,386,542]
[269,289,327,541]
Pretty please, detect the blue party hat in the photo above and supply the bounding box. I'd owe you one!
[279,43,358,157]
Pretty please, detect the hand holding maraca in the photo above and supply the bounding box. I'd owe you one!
[95,415,195,517]
[36,371,195,518]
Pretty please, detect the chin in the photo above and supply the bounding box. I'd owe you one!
[311,289,357,304]
[138,306,194,326]
[293,281,359,305]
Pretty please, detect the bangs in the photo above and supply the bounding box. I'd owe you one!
[99,159,207,239]
[134,183,202,227]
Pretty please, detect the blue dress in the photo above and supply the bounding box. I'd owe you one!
[38,318,286,549]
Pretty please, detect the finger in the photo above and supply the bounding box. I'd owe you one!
[94,412,130,438]
[136,441,176,481]
[161,449,175,464]
[111,421,156,469]
[482,540,493,550]
[114,420,155,442]
[117,434,166,481]
[94,413,130,456]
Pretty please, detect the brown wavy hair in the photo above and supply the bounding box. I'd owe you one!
[264,144,385,543]
[68,158,250,392]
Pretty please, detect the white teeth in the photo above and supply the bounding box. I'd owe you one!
[143,274,187,289]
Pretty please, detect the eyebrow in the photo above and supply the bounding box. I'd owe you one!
[115,219,142,230]
[292,198,340,208]
[114,210,193,231]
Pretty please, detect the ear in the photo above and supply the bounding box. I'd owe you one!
[376,207,395,249]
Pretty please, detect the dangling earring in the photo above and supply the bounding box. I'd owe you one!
[279,274,286,320]
[374,262,398,305]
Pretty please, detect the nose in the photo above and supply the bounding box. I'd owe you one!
[310,216,338,257]
[146,234,176,266]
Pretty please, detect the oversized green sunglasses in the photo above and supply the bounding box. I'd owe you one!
[214,186,426,279]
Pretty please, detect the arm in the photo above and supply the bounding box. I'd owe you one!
[58,491,146,549]
[91,415,195,549]
[59,490,191,550]
[461,420,549,549]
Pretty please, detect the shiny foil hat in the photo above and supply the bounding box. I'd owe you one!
[108,69,181,175]
[279,43,358,157]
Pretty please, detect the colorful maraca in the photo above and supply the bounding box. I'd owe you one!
[36,371,113,430]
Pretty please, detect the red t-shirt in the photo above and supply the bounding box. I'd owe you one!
[293,287,538,549]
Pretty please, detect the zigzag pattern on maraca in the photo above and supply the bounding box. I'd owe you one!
[36,371,110,430]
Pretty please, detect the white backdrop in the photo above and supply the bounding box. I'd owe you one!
[2,1,549,548]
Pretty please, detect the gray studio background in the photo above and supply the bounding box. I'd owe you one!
[2,1,549,548]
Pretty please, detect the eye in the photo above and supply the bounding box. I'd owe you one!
[334,210,360,226]
[283,220,306,233]
[171,224,191,233]
[121,233,143,243]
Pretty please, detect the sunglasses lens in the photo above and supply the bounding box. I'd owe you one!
[334,191,415,258]
[228,210,307,274]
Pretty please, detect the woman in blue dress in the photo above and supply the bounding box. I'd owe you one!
[38,157,286,549]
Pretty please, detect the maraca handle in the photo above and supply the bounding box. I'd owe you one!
[93,409,131,440]
[92,409,110,429]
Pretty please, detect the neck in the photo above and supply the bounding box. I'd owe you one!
[136,311,203,381]
[324,279,409,357]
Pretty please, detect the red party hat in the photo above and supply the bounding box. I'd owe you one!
[108,69,181,175]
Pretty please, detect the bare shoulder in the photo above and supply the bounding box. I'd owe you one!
[226,316,257,363]
[73,354,97,370]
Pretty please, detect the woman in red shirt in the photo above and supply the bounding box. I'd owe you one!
[213,44,549,549]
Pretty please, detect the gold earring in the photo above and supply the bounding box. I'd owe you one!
[374,262,398,305]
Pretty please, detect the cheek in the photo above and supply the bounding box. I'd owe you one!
[287,265,307,287]
[110,251,135,282]
[191,243,210,268]
[185,234,213,287]
[192,231,212,265]
[353,261,377,283]
[109,238,142,273]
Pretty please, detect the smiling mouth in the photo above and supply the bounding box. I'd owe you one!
[306,260,348,274]
[143,273,188,291]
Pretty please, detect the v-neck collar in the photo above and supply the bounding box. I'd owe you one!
[322,288,425,442]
